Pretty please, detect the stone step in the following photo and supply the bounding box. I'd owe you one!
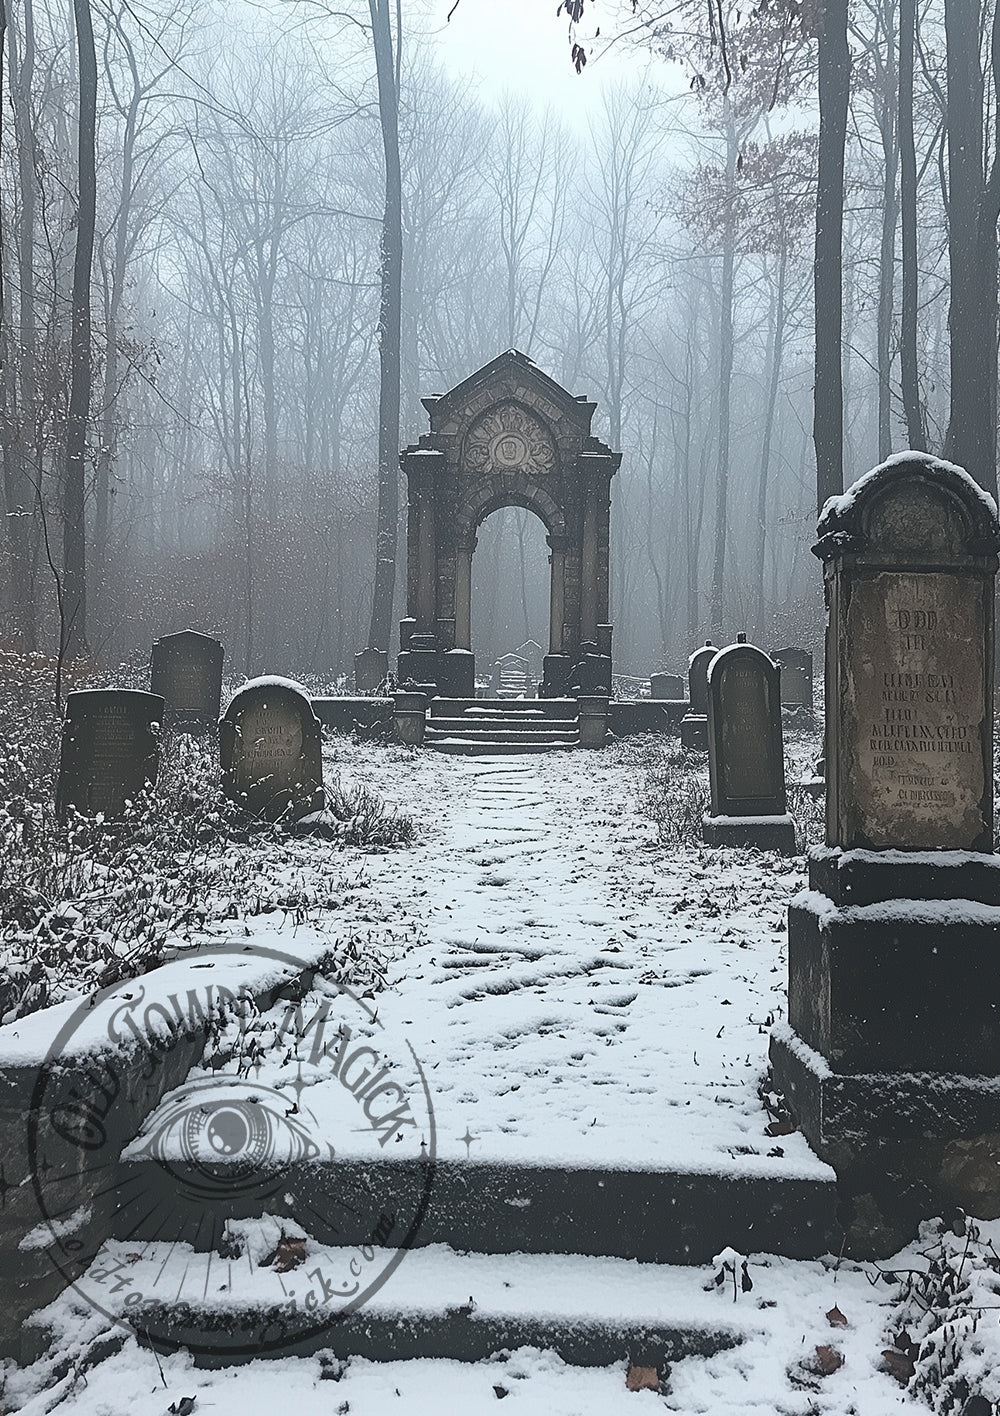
[424,737,579,755]
[425,719,578,741]
[112,1154,838,1267]
[429,697,578,719]
[43,1239,757,1370]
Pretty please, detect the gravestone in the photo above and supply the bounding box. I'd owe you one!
[769,453,1000,1255]
[650,672,684,701]
[219,678,324,821]
[702,640,795,853]
[56,689,164,818]
[150,630,223,731]
[772,646,813,713]
[354,647,389,695]
[680,642,715,750]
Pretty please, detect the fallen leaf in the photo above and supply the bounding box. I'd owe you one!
[881,1348,916,1384]
[765,1118,796,1137]
[625,1365,659,1392]
[826,1305,848,1328]
[493,1386,509,1400]
[813,1345,844,1376]
[260,1235,306,1273]
[168,1401,197,1416]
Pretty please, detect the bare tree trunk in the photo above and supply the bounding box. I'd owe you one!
[710,100,736,640]
[813,0,850,509]
[63,0,97,661]
[876,0,899,462]
[365,0,402,652]
[3,0,36,648]
[898,0,926,449]
[754,243,787,639]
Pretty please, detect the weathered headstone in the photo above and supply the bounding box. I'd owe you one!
[150,630,223,731]
[354,647,389,695]
[769,453,1000,1255]
[680,642,715,750]
[772,646,813,713]
[650,672,684,701]
[56,689,163,818]
[702,640,795,853]
[219,678,324,821]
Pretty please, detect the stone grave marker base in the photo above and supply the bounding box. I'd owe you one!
[702,813,796,855]
[771,846,1000,1255]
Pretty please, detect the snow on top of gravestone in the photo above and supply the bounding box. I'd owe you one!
[818,451,999,533]
[231,674,313,696]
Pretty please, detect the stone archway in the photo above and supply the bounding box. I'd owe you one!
[398,351,621,698]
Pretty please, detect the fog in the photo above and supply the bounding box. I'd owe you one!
[0,0,967,681]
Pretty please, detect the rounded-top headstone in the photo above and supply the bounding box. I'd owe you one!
[687,642,716,716]
[219,677,325,822]
[56,689,164,818]
[815,452,1000,852]
[706,643,786,817]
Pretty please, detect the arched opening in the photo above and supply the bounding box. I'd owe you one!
[471,506,550,677]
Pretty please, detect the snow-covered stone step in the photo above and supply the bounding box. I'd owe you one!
[425,720,578,742]
[113,1153,838,1264]
[37,1239,756,1369]
[429,697,578,719]
[424,737,579,755]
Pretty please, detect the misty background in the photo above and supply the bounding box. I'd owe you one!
[0,0,961,680]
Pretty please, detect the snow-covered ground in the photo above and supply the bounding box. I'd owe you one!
[4,735,997,1414]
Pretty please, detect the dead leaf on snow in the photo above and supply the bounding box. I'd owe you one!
[625,1365,659,1391]
[260,1234,306,1273]
[826,1305,848,1327]
[881,1348,916,1384]
[812,1345,844,1376]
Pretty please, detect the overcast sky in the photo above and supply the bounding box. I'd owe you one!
[426,0,644,116]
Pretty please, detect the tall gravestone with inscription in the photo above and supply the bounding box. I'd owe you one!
[702,640,796,853]
[150,630,223,732]
[56,690,164,818]
[680,643,715,750]
[770,453,1000,1255]
[219,678,325,821]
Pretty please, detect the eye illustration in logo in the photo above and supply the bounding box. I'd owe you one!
[126,1076,325,1200]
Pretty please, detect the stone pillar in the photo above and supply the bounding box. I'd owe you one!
[548,536,567,654]
[769,453,1000,1256]
[454,540,474,651]
[580,497,598,641]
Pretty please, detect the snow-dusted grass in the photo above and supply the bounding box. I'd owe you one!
[0,663,413,1023]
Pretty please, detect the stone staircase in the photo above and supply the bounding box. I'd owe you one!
[424,697,580,755]
[38,1146,838,1369]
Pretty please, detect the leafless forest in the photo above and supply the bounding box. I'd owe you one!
[0,0,989,679]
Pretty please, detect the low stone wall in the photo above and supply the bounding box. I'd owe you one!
[608,700,687,737]
[311,697,394,739]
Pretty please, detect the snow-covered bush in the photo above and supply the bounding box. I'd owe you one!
[879,1216,1000,1415]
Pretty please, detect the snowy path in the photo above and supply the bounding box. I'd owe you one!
[320,749,831,1179]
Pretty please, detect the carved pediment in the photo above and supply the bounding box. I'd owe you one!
[464,402,556,476]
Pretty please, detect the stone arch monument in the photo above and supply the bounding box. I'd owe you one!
[397,351,621,698]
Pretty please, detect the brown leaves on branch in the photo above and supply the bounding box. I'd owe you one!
[679,132,816,254]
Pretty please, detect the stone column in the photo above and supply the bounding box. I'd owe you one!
[454,538,475,651]
[547,536,567,654]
